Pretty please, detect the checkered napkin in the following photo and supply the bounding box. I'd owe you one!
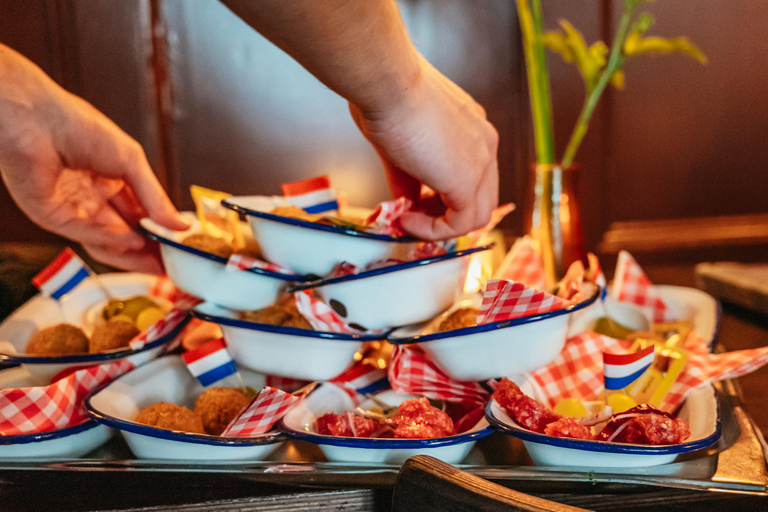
[388,345,489,408]
[225,254,295,275]
[611,251,669,323]
[477,279,571,324]
[0,360,135,436]
[148,275,197,305]
[366,197,413,236]
[221,386,301,437]
[327,261,362,279]
[128,277,200,351]
[494,235,546,289]
[524,331,768,413]
[294,290,386,335]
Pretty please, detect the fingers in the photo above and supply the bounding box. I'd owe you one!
[55,95,189,231]
[51,202,147,253]
[82,243,164,275]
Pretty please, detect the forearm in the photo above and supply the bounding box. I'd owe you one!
[220,0,421,113]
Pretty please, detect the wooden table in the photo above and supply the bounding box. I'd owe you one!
[0,251,766,511]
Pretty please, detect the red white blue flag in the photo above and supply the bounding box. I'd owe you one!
[332,364,390,396]
[603,344,656,390]
[32,248,92,300]
[281,175,338,214]
[182,338,238,387]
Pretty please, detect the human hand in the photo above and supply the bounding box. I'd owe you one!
[0,45,189,273]
[349,56,499,240]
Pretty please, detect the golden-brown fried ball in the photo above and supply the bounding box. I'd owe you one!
[135,402,206,434]
[89,320,140,353]
[194,388,251,435]
[181,233,233,259]
[239,306,292,325]
[26,324,89,356]
[283,315,312,330]
[438,308,479,332]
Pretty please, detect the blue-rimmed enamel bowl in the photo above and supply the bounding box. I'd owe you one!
[139,214,308,311]
[290,245,493,330]
[0,367,113,459]
[193,302,385,381]
[279,385,492,464]
[387,284,601,381]
[0,273,189,383]
[486,383,721,468]
[222,196,418,276]
[86,355,283,461]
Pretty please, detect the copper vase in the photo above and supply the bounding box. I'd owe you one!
[526,164,586,286]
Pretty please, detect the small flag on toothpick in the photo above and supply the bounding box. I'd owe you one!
[32,248,93,300]
[182,338,240,387]
[603,345,656,390]
[281,175,338,214]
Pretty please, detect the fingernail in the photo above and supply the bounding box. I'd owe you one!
[176,214,192,229]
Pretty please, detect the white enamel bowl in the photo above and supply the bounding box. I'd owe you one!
[486,384,721,468]
[0,367,112,459]
[192,302,384,381]
[387,284,601,381]
[223,196,417,276]
[280,385,492,464]
[568,285,720,348]
[0,273,189,383]
[139,214,307,311]
[291,245,493,330]
[86,355,283,462]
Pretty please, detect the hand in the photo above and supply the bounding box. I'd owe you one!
[0,45,189,273]
[350,56,499,240]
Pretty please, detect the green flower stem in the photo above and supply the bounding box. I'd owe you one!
[561,1,637,168]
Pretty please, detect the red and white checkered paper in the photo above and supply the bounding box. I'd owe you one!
[294,290,385,335]
[0,360,135,436]
[148,275,197,305]
[225,254,295,275]
[495,236,546,289]
[477,279,570,324]
[524,330,768,413]
[128,276,200,351]
[366,197,413,236]
[388,345,489,409]
[611,251,669,323]
[221,386,301,437]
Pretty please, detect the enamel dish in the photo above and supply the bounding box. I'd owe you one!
[388,284,601,381]
[0,366,112,459]
[291,245,493,330]
[280,385,493,464]
[139,213,308,311]
[568,285,720,349]
[223,196,417,276]
[0,273,189,382]
[86,355,283,461]
[486,383,721,468]
[193,302,384,381]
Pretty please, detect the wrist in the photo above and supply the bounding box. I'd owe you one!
[353,47,425,119]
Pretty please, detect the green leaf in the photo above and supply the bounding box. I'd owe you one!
[624,34,707,64]
[543,20,614,94]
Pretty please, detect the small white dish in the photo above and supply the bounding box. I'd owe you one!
[486,384,721,468]
[387,284,601,381]
[568,285,720,348]
[223,196,418,276]
[280,385,492,464]
[139,214,308,311]
[192,302,384,381]
[0,273,189,383]
[0,367,112,459]
[86,355,283,462]
[291,245,493,330]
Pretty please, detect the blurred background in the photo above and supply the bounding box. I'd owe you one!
[1,0,767,260]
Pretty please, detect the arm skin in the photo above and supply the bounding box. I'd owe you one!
[0,44,189,273]
[221,0,499,240]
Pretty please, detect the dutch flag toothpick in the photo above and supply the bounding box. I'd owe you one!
[603,344,656,390]
[32,248,93,300]
[281,175,338,214]
[182,338,239,387]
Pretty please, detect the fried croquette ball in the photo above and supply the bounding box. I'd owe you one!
[283,314,312,330]
[89,319,140,353]
[181,233,233,259]
[135,402,206,434]
[26,324,89,356]
[194,388,251,435]
[438,308,479,332]
[239,306,292,325]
